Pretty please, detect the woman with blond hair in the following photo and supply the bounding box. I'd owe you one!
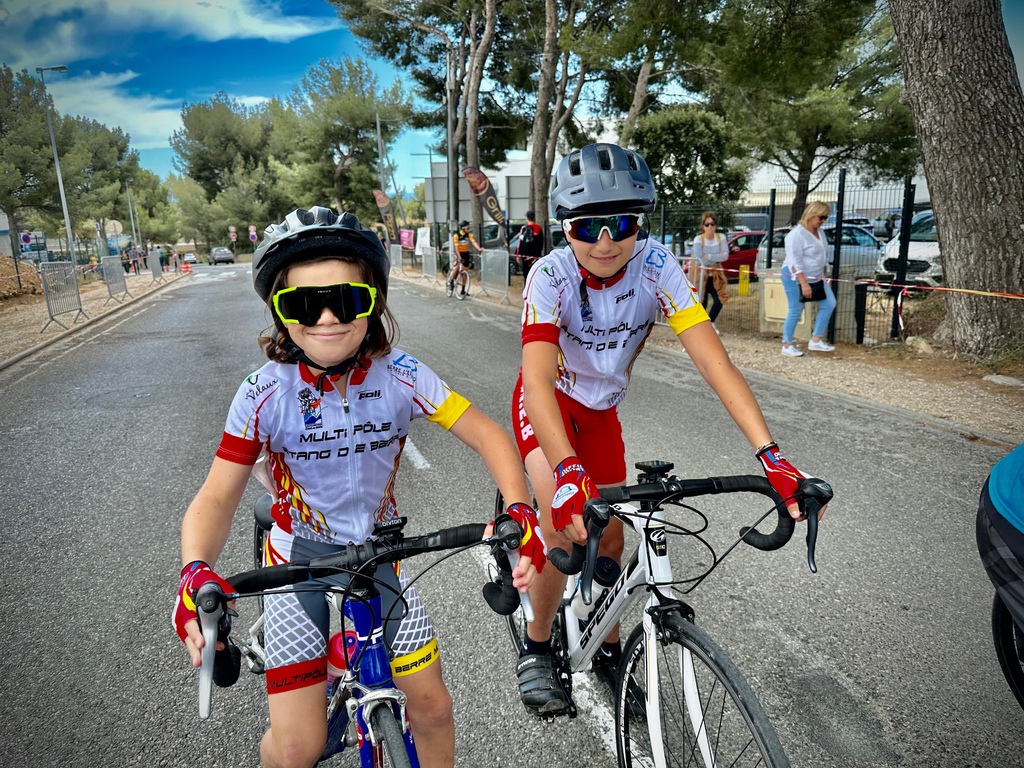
[780,201,836,356]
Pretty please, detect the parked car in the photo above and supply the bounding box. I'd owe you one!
[182,252,197,264]
[209,246,235,265]
[682,231,766,281]
[755,224,883,278]
[871,208,904,239]
[508,223,567,275]
[876,210,941,287]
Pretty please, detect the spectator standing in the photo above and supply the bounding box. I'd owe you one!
[515,210,545,279]
[884,212,901,241]
[780,201,837,357]
[689,211,729,334]
[120,249,131,275]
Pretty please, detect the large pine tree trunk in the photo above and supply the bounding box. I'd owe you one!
[889,0,1024,359]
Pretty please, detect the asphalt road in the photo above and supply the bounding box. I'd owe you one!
[0,264,1019,767]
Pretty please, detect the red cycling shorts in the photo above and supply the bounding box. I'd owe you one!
[512,373,626,484]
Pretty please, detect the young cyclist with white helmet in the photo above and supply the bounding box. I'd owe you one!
[173,207,545,768]
[513,143,826,716]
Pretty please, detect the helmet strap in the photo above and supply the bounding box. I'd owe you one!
[281,338,366,393]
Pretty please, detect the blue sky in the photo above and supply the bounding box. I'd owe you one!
[1,0,1022,198]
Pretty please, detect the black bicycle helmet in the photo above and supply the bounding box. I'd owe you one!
[549,144,657,220]
[459,220,470,229]
[252,206,390,302]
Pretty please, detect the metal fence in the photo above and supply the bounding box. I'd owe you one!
[476,248,511,305]
[421,246,438,285]
[651,172,924,345]
[100,256,131,305]
[149,252,166,283]
[39,262,88,332]
[389,244,405,277]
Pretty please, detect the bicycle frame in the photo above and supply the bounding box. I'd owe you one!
[242,579,419,767]
[560,501,711,768]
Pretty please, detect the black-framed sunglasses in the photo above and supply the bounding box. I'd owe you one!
[703,221,716,227]
[272,282,377,326]
[562,214,643,243]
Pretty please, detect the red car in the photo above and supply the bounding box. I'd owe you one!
[683,231,765,281]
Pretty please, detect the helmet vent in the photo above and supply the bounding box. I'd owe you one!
[597,148,612,170]
[568,154,581,176]
[627,153,638,171]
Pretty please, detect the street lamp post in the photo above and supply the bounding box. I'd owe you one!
[36,66,76,266]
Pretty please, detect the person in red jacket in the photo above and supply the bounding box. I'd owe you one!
[515,210,544,279]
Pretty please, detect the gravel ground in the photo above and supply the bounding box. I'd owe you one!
[2,267,1021,444]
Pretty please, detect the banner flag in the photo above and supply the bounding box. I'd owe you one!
[462,167,506,229]
[372,190,400,243]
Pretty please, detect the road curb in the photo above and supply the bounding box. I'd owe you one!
[0,274,188,373]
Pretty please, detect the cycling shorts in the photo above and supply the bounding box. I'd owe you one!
[458,253,473,269]
[512,373,626,484]
[977,477,1024,631]
[262,526,438,694]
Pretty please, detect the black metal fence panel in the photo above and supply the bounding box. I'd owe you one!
[39,262,88,332]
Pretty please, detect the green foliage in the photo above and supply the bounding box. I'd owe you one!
[630,106,750,208]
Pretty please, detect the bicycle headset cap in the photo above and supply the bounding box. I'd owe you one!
[549,143,656,221]
[252,206,390,303]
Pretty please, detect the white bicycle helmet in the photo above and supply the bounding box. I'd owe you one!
[549,144,657,220]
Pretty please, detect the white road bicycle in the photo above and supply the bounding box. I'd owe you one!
[495,459,831,768]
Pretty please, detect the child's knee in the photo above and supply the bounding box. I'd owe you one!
[407,684,454,731]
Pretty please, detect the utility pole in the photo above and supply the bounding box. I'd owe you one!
[36,66,76,265]
[445,43,458,249]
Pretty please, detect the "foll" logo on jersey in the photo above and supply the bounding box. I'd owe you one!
[358,389,381,400]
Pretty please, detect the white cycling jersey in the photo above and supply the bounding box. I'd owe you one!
[216,349,470,545]
[521,236,708,410]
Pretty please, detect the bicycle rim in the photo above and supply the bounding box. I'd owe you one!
[617,613,789,768]
[456,270,470,300]
[368,706,414,768]
[992,594,1024,711]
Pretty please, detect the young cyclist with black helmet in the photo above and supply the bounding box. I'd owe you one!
[173,207,545,768]
[513,143,827,716]
[446,220,481,295]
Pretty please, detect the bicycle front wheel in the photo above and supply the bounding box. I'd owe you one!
[992,593,1024,711]
[368,706,413,768]
[618,612,789,768]
[455,269,470,300]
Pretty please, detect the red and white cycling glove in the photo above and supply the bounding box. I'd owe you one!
[172,560,234,642]
[504,502,547,573]
[756,442,810,515]
[551,456,599,532]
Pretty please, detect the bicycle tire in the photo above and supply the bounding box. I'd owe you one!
[617,612,790,768]
[992,593,1024,711]
[253,521,267,648]
[445,275,455,297]
[368,706,413,768]
[456,269,470,300]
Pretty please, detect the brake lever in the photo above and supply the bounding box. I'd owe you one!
[195,583,226,720]
[579,499,611,604]
[797,478,833,575]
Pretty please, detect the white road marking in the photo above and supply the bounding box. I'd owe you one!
[403,439,430,469]
[467,546,619,754]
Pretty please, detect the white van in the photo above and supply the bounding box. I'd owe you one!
[876,210,941,287]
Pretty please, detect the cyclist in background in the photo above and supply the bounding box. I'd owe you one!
[977,443,1024,630]
[173,207,544,768]
[513,143,825,716]
[446,220,481,293]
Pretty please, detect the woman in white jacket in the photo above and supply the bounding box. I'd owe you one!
[780,201,837,356]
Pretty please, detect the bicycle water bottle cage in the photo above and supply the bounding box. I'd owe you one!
[635,460,673,481]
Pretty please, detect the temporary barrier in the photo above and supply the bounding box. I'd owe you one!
[389,244,405,277]
[477,248,511,305]
[39,261,88,332]
[421,246,438,286]
[150,252,166,284]
[100,256,132,305]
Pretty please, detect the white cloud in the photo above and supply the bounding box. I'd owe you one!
[45,70,184,150]
[1,0,342,70]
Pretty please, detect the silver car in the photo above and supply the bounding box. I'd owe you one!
[209,247,235,265]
